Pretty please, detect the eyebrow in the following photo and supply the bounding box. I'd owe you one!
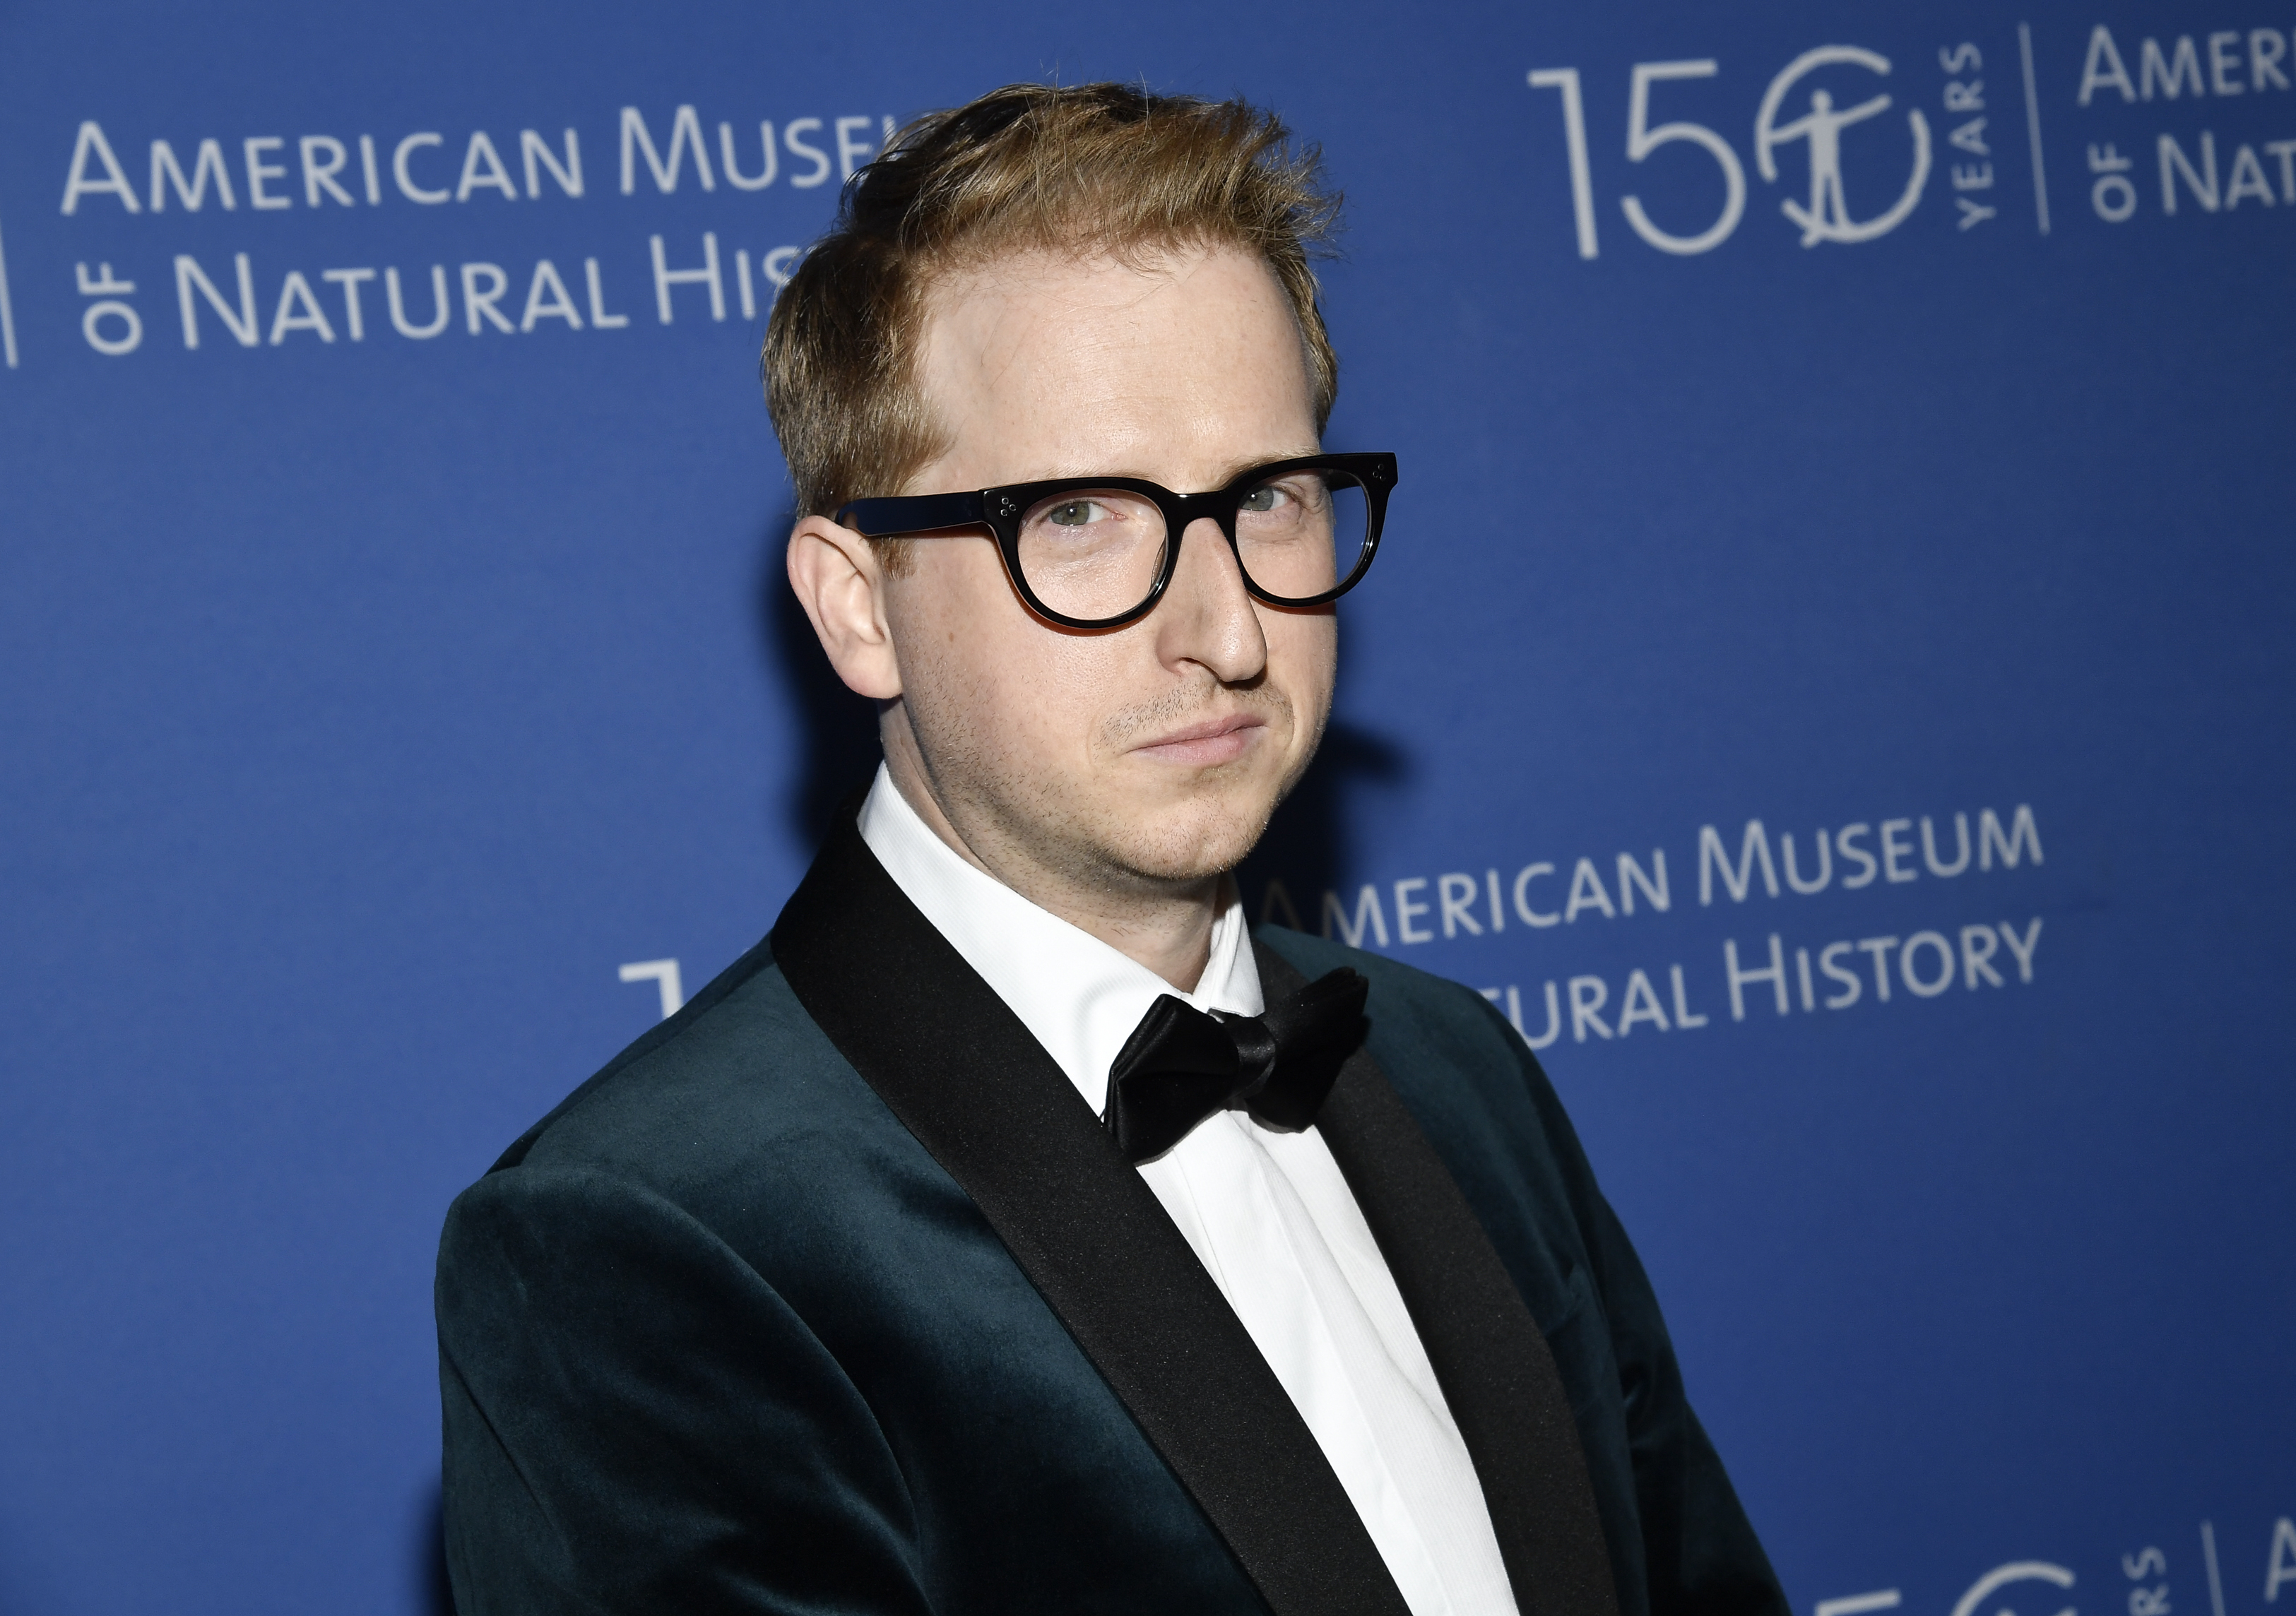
[1017,449,1324,490]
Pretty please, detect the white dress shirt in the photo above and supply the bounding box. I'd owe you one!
[858,766,1518,1616]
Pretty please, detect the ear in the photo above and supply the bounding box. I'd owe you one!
[786,514,903,701]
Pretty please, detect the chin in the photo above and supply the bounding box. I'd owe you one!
[1100,783,1279,886]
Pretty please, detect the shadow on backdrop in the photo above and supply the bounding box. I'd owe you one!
[418,1484,452,1616]
[757,518,1409,913]
[760,518,884,847]
[1236,719,1407,936]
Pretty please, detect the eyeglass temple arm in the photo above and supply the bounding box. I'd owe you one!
[834,491,990,537]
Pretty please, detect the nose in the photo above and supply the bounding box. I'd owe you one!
[1151,515,1267,685]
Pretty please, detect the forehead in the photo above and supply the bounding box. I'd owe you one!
[909,244,1318,487]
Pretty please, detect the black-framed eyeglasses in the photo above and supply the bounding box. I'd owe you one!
[834,451,1397,631]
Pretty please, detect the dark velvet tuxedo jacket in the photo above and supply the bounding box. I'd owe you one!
[436,812,1787,1616]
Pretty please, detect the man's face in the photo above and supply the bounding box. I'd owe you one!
[880,244,1335,899]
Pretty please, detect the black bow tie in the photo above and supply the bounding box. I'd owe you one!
[1102,968,1369,1165]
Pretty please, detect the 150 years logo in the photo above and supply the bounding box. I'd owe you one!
[1530,22,2296,258]
[1528,42,1983,256]
[1529,45,1940,257]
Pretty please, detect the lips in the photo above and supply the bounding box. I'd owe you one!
[1130,711,1266,765]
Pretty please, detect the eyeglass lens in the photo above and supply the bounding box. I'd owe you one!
[1014,470,1371,621]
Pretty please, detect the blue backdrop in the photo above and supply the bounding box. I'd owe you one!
[3,2,2290,1614]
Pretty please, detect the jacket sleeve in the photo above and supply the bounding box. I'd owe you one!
[1501,1004,1792,1616]
[435,1163,931,1616]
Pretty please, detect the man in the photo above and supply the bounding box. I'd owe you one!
[437,83,1787,1616]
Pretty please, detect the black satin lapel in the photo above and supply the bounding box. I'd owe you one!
[771,812,1407,1616]
[1256,941,1622,1616]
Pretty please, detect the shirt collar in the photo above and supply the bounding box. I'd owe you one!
[856,763,1264,1115]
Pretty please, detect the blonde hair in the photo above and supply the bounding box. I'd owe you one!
[762,82,1342,542]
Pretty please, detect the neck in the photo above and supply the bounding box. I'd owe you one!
[881,733,1222,993]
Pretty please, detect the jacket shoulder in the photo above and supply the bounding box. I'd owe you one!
[469,934,902,1209]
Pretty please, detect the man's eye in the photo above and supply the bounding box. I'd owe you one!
[1238,485,1288,514]
[1046,500,1100,526]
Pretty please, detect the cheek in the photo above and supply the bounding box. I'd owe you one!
[888,544,1094,756]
